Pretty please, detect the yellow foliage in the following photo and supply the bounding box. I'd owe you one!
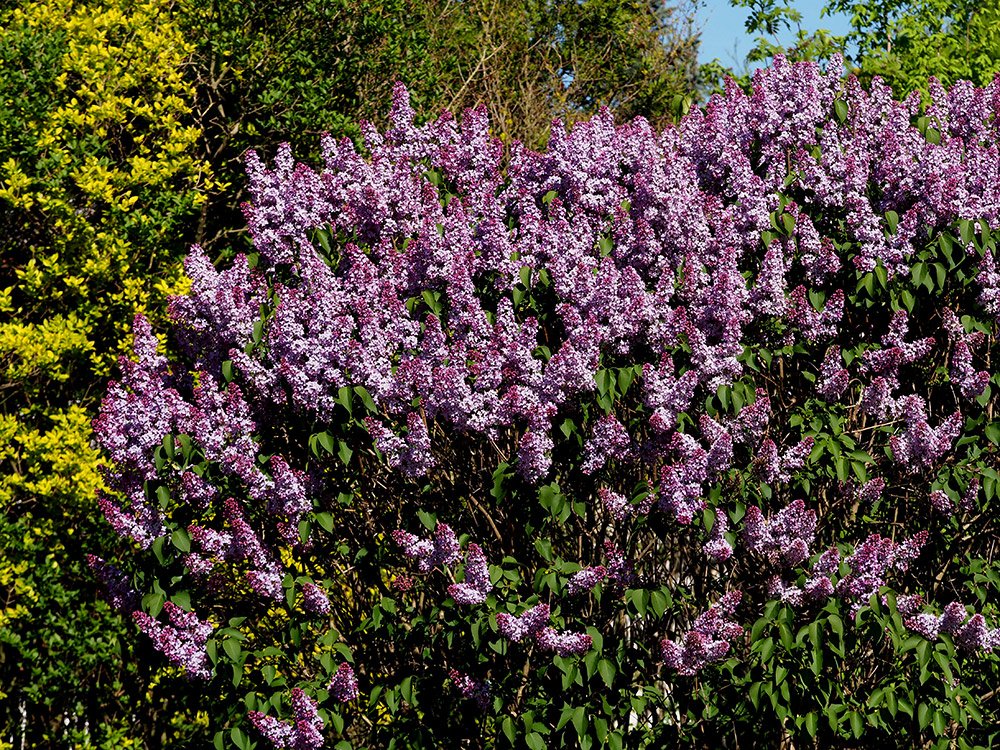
[0,0,213,738]
[0,406,105,508]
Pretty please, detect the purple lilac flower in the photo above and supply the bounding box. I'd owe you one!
[730,390,770,445]
[900,599,1000,653]
[392,522,461,573]
[817,346,849,401]
[860,376,897,420]
[86,555,139,612]
[757,438,814,483]
[599,488,631,521]
[741,500,817,568]
[497,603,550,642]
[950,339,990,399]
[703,513,733,562]
[889,396,962,472]
[837,531,928,615]
[604,542,636,588]
[535,627,593,656]
[661,591,742,675]
[178,471,217,511]
[767,576,804,606]
[448,543,493,605]
[517,429,554,483]
[449,669,491,708]
[133,602,214,680]
[301,583,331,614]
[329,663,359,702]
[567,566,607,595]
[658,432,710,524]
[855,477,886,505]
[929,489,954,516]
[787,287,844,341]
[643,355,698,433]
[248,687,325,749]
[960,478,980,514]
[581,413,633,474]
[977,249,1000,319]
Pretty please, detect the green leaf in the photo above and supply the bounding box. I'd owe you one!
[598,658,615,687]
[501,717,516,743]
[315,512,334,533]
[525,732,546,750]
[230,727,250,750]
[834,99,849,123]
[849,711,863,738]
[316,431,335,454]
[918,702,931,730]
[171,527,191,553]
[805,711,818,738]
[338,440,353,466]
[223,638,242,662]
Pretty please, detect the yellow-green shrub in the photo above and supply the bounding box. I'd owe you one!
[0,0,214,744]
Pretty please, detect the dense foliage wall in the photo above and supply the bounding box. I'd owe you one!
[93,59,1000,748]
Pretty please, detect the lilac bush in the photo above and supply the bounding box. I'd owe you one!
[94,56,1000,747]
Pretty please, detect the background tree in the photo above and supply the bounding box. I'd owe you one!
[714,0,1000,99]
[826,0,1000,95]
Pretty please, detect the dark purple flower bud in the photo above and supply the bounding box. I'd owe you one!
[929,490,954,516]
[87,555,140,612]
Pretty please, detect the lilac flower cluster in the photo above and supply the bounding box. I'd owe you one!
[328,663,360,703]
[742,500,817,568]
[702,514,733,562]
[497,603,593,656]
[91,58,1000,739]
[448,543,493,605]
[889,396,962,473]
[898,596,1000,653]
[248,688,324,749]
[567,566,607,595]
[836,532,928,615]
[767,548,840,606]
[140,61,997,497]
[132,602,214,680]
[86,555,139,612]
[661,591,743,675]
[391,523,461,573]
[756,438,814,484]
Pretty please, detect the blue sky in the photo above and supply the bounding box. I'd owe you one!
[695,0,853,70]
